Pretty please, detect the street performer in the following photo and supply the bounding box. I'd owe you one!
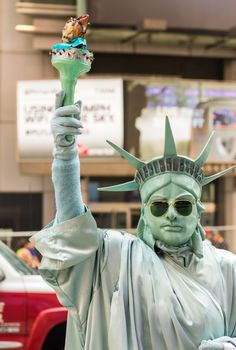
[31,91,236,350]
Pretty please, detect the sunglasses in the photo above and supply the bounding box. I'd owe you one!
[150,200,194,217]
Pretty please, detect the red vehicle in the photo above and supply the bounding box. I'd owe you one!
[0,240,67,350]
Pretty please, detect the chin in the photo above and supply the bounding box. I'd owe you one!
[154,233,191,247]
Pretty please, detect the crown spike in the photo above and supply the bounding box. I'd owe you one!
[202,166,235,186]
[195,132,215,167]
[164,116,177,157]
[106,140,145,170]
[98,180,138,192]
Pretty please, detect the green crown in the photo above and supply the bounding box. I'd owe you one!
[98,117,235,192]
[135,156,204,186]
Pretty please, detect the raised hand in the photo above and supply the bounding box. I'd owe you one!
[51,90,83,160]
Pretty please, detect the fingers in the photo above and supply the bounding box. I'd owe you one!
[61,121,83,130]
[58,127,82,135]
[55,91,65,109]
[55,104,81,117]
[74,100,82,110]
[74,101,82,120]
[53,116,83,128]
[55,93,82,121]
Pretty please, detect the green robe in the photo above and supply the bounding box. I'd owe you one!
[31,210,236,350]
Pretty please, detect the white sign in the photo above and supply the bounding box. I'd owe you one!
[136,106,192,159]
[17,79,124,159]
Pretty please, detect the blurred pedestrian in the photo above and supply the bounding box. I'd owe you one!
[212,231,229,250]
[205,228,228,250]
[16,238,40,268]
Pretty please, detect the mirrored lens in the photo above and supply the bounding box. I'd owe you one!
[174,201,192,216]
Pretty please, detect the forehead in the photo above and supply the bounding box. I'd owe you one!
[149,182,195,202]
[141,173,201,203]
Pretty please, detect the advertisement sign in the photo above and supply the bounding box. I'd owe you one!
[134,82,198,159]
[129,80,236,162]
[17,79,124,159]
[136,106,192,159]
[191,98,236,162]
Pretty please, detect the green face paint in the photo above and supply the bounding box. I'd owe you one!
[144,183,198,247]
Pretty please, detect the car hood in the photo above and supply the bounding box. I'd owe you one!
[22,274,56,293]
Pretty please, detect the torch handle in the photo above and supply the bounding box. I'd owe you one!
[60,75,77,143]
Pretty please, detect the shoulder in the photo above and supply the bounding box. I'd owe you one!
[203,239,236,268]
[101,229,138,265]
[104,229,136,249]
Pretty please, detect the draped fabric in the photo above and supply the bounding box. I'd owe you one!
[31,210,236,350]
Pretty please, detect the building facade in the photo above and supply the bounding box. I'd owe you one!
[1,0,236,251]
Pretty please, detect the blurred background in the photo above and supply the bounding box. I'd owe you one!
[1,0,236,254]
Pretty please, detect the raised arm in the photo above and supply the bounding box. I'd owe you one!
[51,91,85,223]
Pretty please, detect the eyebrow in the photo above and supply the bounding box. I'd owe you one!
[175,193,194,200]
[149,195,167,202]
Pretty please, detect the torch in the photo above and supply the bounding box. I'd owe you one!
[50,15,94,142]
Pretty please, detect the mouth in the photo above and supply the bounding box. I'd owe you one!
[161,225,182,232]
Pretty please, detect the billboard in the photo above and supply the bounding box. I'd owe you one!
[17,79,124,159]
[126,79,236,162]
[191,98,236,162]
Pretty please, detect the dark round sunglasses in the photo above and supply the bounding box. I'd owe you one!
[150,200,194,217]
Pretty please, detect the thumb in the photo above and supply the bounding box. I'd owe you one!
[74,100,82,110]
[55,91,65,109]
[74,100,82,120]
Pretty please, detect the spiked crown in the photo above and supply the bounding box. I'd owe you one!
[98,117,234,194]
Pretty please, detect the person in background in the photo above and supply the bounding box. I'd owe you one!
[205,228,229,250]
[213,231,229,250]
[16,238,40,268]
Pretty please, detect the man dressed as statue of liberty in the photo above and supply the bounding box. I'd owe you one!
[31,91,236,350]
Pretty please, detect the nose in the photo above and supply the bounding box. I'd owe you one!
[166,204,177,222]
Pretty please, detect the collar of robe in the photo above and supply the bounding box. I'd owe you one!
[154,239,197,267]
